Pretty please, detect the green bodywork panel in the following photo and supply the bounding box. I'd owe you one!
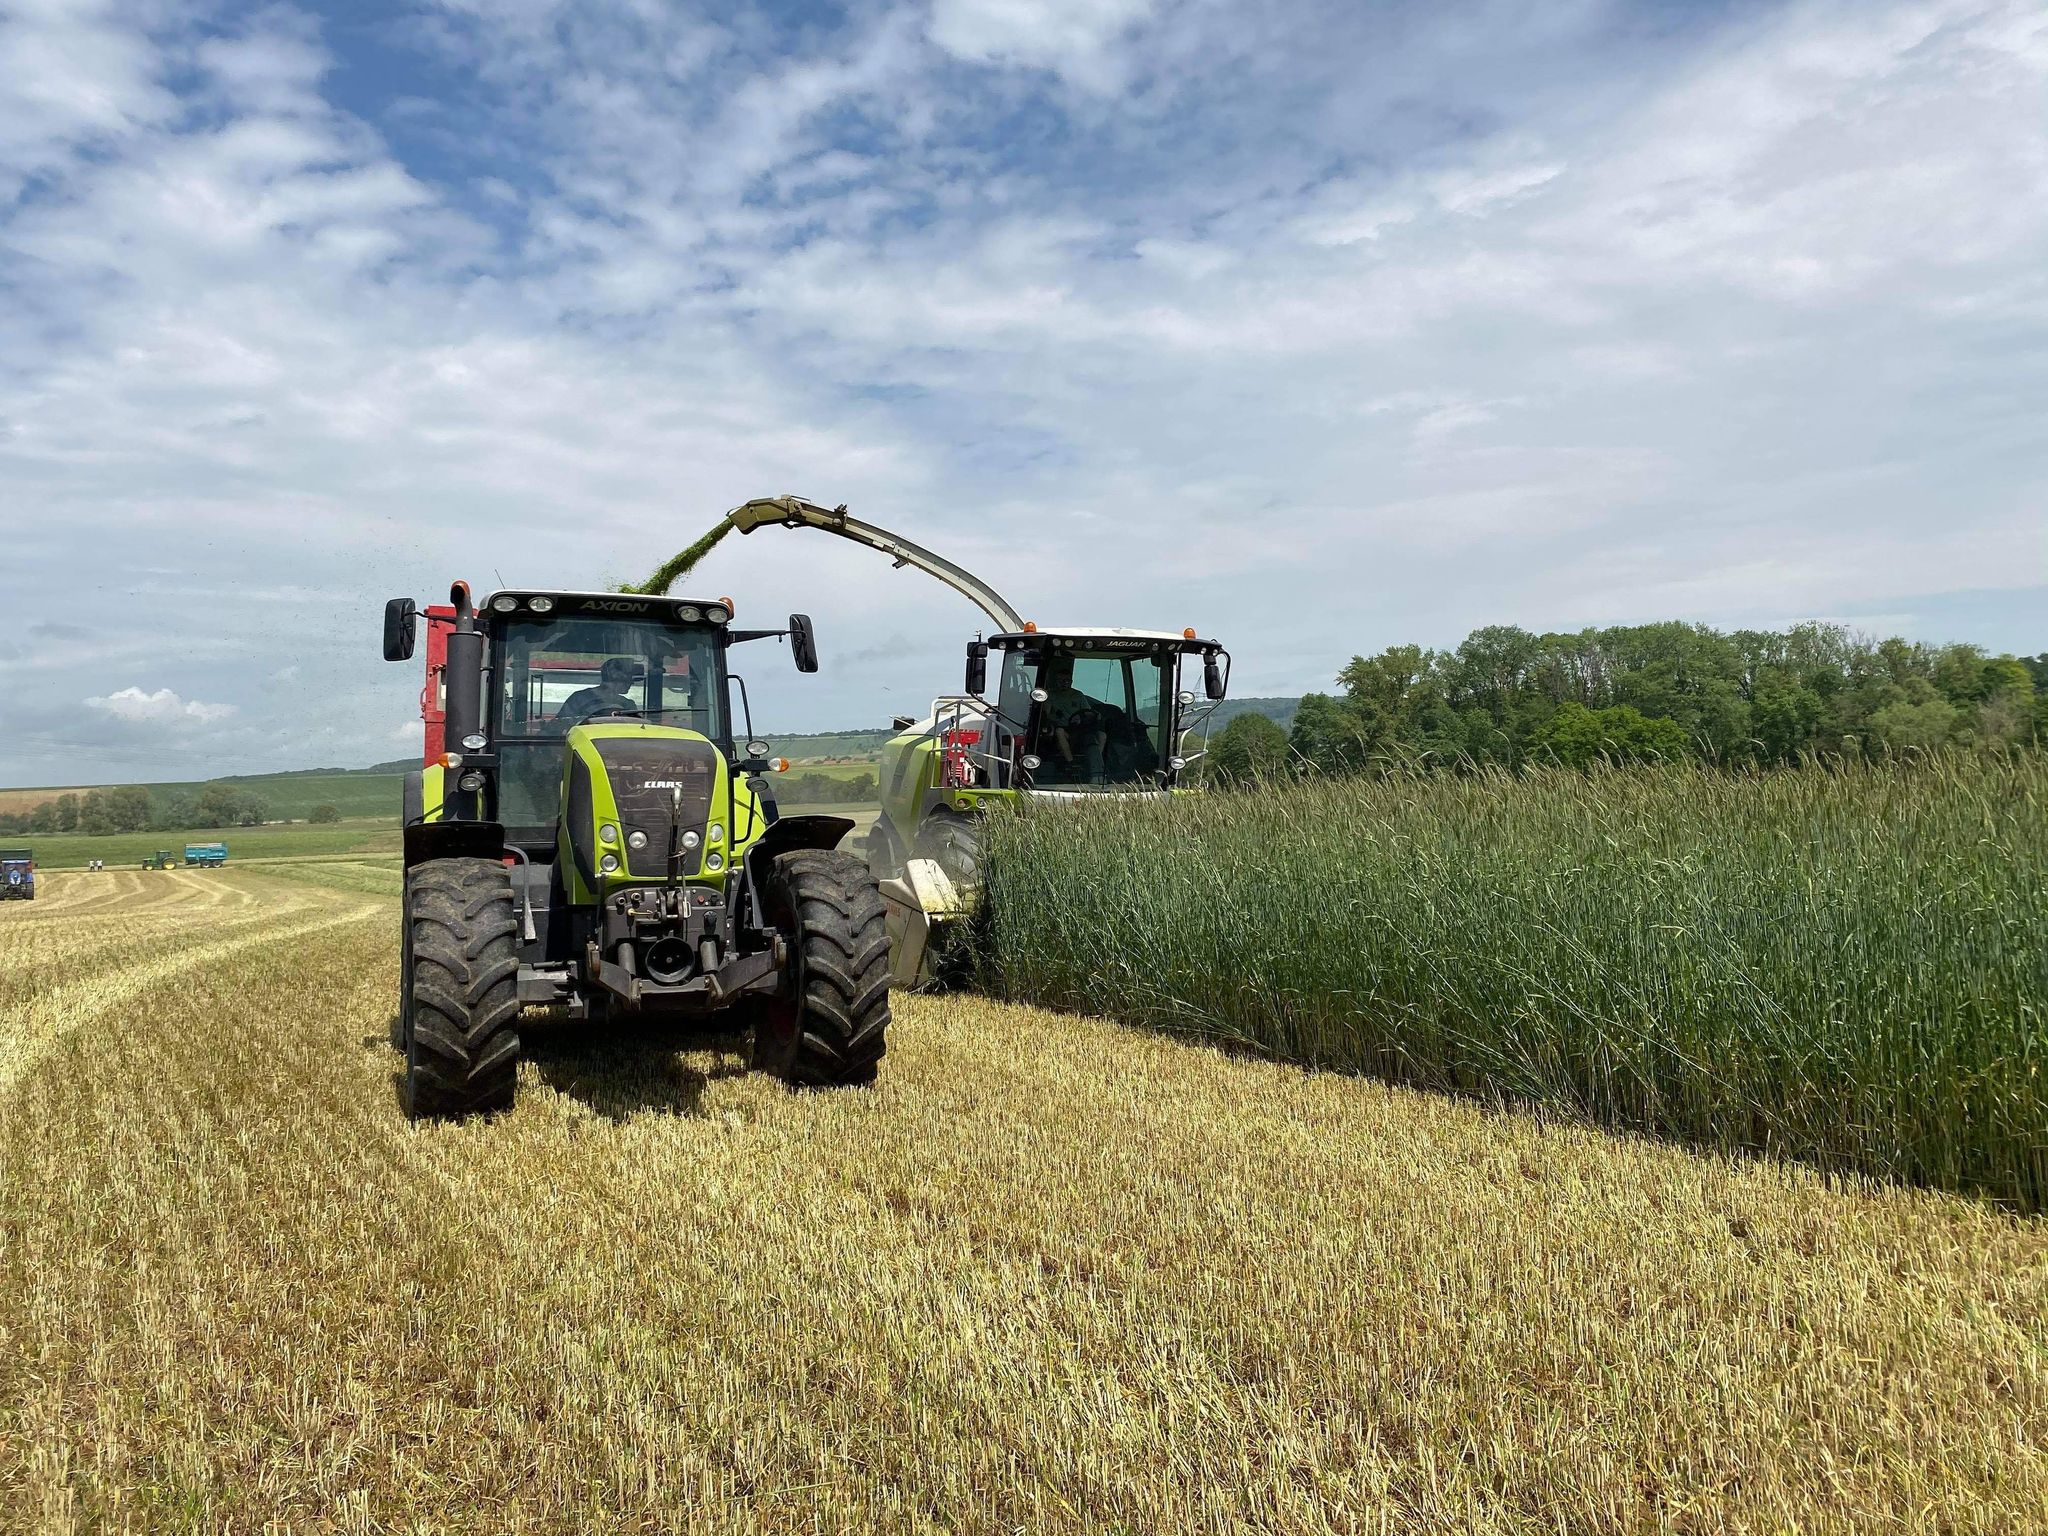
[418,763,447,820]
[554,722,765,907]
[877,724,1016,854]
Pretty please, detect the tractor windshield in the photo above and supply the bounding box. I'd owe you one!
[492,614,726,837]
[1000,643,1174,789]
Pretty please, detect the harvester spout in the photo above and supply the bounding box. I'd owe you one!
[724,495,1028,635]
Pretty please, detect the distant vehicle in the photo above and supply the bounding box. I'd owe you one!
[142,850,177,870]
[183,842,229,867]
[1,847,34,902]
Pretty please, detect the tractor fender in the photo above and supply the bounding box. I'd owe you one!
[404,819,506,868]
[743,814,855,888]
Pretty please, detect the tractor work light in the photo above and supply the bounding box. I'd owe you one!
[677,605,701,622]
[1169,757,1187,772]
[1021,754,1042,770]
[600,853,620,874]
[461,732,487,751]
[492,594,518,612]
[527,595,555,613]
[704,603,731,624]
[627,830,648,850]
[457,771,485,792]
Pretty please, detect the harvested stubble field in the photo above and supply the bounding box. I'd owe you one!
[1,866,2044,1533]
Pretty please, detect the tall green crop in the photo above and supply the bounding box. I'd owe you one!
[979,755,2048,1208]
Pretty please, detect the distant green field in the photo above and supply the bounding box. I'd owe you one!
[17,819,399,870]
[0,768,407,822]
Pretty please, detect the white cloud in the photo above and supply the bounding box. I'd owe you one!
[85,688,236,727]
[1,0,2044,784]
[928,0,1156,89]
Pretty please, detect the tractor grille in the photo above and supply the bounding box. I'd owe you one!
[593,737,719,879]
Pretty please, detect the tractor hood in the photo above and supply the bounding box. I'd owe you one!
[560,723,739,894]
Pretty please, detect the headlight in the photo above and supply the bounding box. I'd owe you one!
[457,770,485,791]
[599,823,618,844]
[599,852,619,874]
[461,732,487,751]
[705,851,723,872]
[704,604,731,624]
[1021,754,1041,770]
[491,594,518,612]
[707,822,724,843]
[676,605,701,622]
[681,831,701,851]
[527,595,555,613]
[627,830,647,850]
[1168,757,1187,772]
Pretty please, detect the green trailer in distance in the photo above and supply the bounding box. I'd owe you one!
[183,842,228,868]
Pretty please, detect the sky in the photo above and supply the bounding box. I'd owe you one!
[0,0,2043,786]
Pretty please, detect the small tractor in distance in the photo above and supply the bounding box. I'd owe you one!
[0,848,33,902]
[380,577,890,1119]
[141,850,177,871]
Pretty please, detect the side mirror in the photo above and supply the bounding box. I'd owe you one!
[1203,655,1226,701]
[788,613,818,673]
[964,640,988,696]
[383,597,418,662]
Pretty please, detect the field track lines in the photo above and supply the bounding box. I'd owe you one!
[0,883,384,1093]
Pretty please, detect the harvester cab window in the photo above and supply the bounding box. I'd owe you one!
[1032,647,1174,788]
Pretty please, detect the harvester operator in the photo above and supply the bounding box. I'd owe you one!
[1040,658,1111,783]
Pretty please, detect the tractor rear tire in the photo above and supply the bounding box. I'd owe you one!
[752,850,890,1087]
[403,857,521,1119]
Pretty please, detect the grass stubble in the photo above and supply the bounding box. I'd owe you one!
[0,865,2042,1532]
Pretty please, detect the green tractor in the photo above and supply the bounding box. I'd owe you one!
[141,850,177,871]
[379,579,890,1119]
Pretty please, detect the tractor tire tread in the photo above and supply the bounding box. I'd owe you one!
[763,849,890,1088]
[404,856,521,1119]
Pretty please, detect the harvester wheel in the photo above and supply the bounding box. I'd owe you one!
[916,811,982,889]
[752,850,890,1087]
[403,857,521,1118]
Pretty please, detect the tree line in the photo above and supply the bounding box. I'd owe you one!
[0,782,296,838]
[1205,621,2046,784]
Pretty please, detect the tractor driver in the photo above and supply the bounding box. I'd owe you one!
[556,657,641,730]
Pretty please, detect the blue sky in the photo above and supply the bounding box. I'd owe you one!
[0,0,2043,784]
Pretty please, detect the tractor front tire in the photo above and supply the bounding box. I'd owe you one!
[752,850,890,1087]
[404,857,521,1119]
